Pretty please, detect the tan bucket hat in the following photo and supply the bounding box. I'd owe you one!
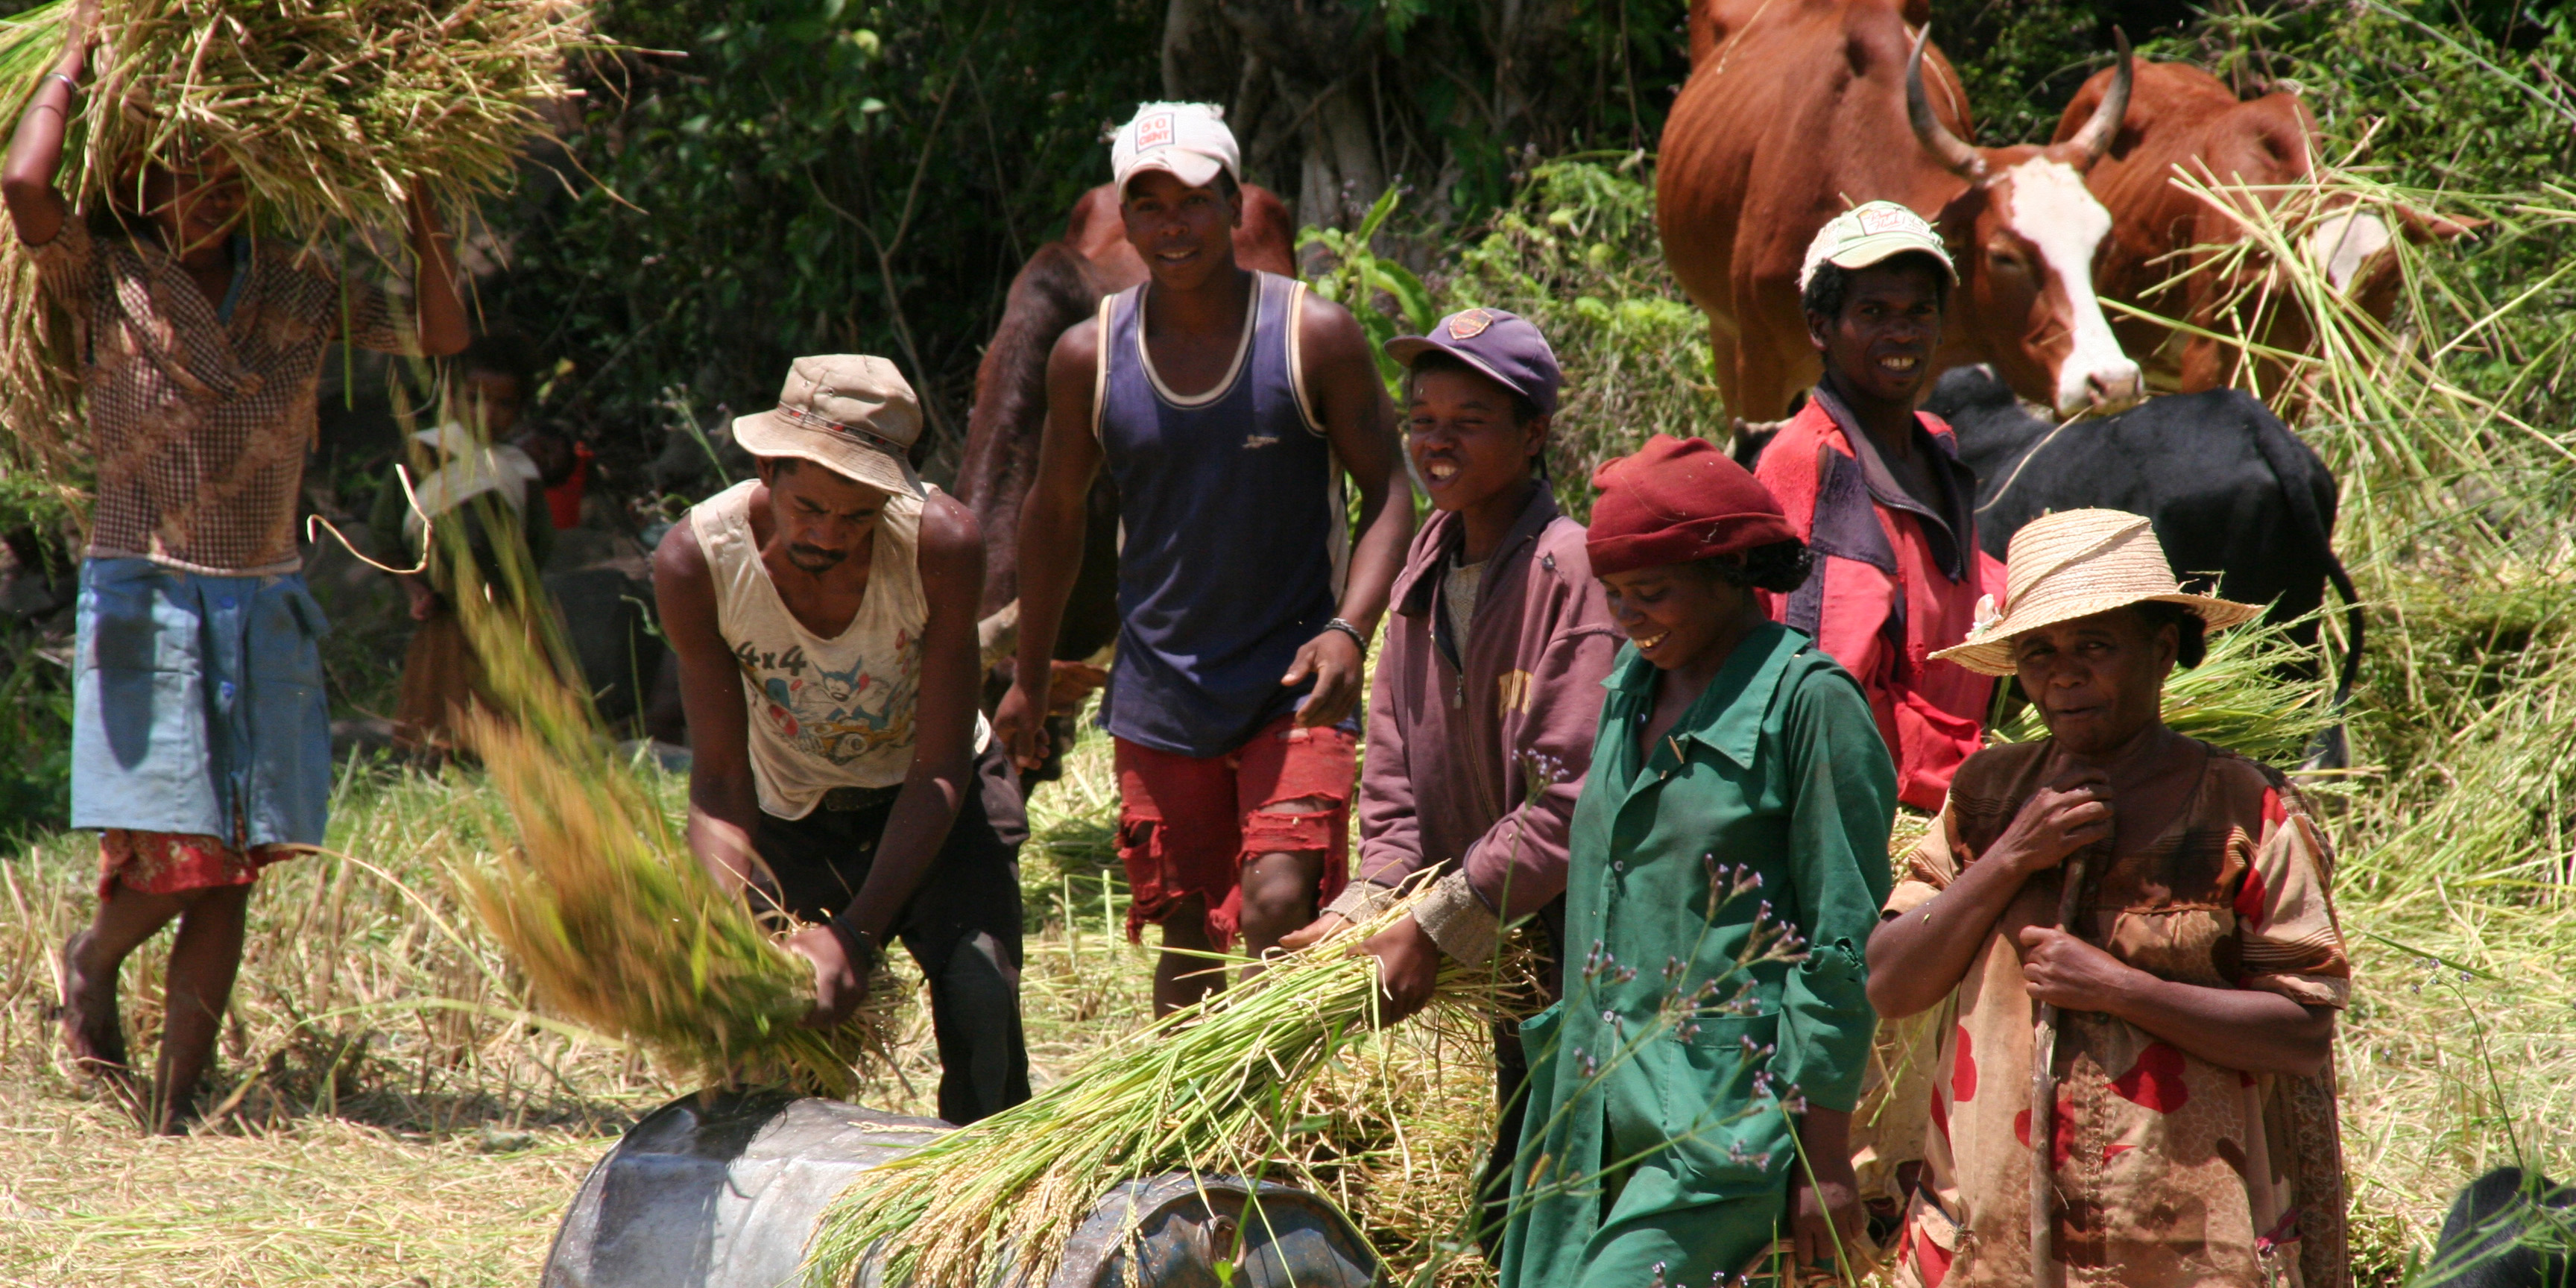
[1931,508,2262,677]
[731,355,925,497]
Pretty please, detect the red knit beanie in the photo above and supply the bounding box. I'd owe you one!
[1585,434,1798,575]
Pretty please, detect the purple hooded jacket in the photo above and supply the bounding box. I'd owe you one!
[1329,486,1621,962]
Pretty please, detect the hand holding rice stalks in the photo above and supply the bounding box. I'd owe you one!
[457,710,903,1101]
[0,0,587,479]
[799,896,1540,1288]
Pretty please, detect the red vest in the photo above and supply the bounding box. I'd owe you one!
[1755,394,2004,811]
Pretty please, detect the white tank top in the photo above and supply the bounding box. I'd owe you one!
[689,479,990,819]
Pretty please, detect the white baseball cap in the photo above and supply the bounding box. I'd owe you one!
[1111,101,1240,193]
[1799,200,1957,292]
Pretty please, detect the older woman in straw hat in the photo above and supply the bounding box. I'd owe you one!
[1866,509,2352,1288]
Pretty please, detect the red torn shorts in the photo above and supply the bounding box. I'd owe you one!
[1112,714,1356,947]
[98,829,294,900]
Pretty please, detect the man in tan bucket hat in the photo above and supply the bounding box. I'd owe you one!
[655,354,1031,1124]
[1869,508,2349,1288]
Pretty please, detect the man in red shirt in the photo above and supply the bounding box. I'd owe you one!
[1754,202,2004,812]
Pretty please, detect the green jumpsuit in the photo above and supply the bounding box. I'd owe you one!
[1499,622,1895,1287]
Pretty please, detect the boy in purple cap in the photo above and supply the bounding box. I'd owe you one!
[1282,307,1620,1254]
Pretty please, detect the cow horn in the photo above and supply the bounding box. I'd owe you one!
[1906,28,1985,182]
[2065,28,2134,168]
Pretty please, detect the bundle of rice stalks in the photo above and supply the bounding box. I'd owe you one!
[798,893,1548,1288]
[0,0,587,481]
[457,710,901,1100]
[420,470,896,1099]
[2128,160,2569,556]
[1987,610,2344,767]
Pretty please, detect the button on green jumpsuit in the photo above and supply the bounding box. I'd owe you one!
[1499,622,1895,1287]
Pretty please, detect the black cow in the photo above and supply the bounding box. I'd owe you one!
[1921,365,2364,759]
[1734,367,2364,764]
[2422,1167,2575,1287]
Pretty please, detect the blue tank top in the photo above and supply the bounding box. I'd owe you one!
[1093,271,1347,757]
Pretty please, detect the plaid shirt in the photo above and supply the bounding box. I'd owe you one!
[33,218,412,575]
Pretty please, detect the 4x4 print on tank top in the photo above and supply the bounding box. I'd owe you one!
[736,631,921,766]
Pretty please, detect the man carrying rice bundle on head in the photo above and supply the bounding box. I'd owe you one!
[653,355,1031,1126]
[5,0,470,1134]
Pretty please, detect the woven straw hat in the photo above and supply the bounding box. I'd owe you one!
[1931,508,2262,677]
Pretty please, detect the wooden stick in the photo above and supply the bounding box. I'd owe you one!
[2030,853,2089,1288]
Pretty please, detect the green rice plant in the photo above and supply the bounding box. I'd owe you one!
[2110,160,2572,564]
[1987,610,2346,768]
[797,889,1541,1288]
[0,0,588,489]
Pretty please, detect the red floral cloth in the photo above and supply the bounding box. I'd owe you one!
[1886,741,2351,1288]
[98,829,294,900]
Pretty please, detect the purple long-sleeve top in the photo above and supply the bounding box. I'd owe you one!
[1331,487,1621,960]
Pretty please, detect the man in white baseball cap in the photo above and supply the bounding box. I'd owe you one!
[998,104,1415,1017]
[1749,197,2003,817]
[655,353,1031,1124]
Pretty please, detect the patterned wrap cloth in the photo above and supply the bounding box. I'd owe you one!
[1887,739,2352,1288]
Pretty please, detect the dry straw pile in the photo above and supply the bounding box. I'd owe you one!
[0,0,585,489]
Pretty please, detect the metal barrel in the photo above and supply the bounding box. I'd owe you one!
[541,1091,1380,1288]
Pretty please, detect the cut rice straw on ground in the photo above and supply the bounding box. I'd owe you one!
[0,0,588,487]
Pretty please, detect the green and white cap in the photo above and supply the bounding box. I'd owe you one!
[1798,200,1957,291]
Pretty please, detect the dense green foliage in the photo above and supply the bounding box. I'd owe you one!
[487,0,1165,457]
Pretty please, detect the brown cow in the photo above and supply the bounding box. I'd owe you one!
[1659,0,2144,421]
[2054,60,2475,398]
[950,181,1295,772]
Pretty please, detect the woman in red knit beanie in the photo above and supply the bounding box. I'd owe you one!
[1499,434,1898,1288]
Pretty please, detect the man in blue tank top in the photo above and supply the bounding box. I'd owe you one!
[996,103,1414,1015]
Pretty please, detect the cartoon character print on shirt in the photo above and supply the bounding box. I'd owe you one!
[733,628,919,765]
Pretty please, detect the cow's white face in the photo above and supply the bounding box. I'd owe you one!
[1998,157,2144,416]
[2306,208,2395,293]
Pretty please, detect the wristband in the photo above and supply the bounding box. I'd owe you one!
[828,921,882,976]
[1322,617,1368,657]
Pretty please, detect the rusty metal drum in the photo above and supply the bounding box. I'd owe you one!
[540,1092,1380,1288]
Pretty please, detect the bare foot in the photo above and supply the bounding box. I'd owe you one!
[60,933,142,1102]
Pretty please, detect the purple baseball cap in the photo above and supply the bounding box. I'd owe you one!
[1386,308,1562,417]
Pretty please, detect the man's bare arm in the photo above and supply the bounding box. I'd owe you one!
[993,318,1106,767]
[1282,294,1412,727]
[652,520,763,895]
[833,494,986,944]
[407,187,470,357]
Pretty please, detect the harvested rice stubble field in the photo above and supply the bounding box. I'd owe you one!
[0,727,1503,1288]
